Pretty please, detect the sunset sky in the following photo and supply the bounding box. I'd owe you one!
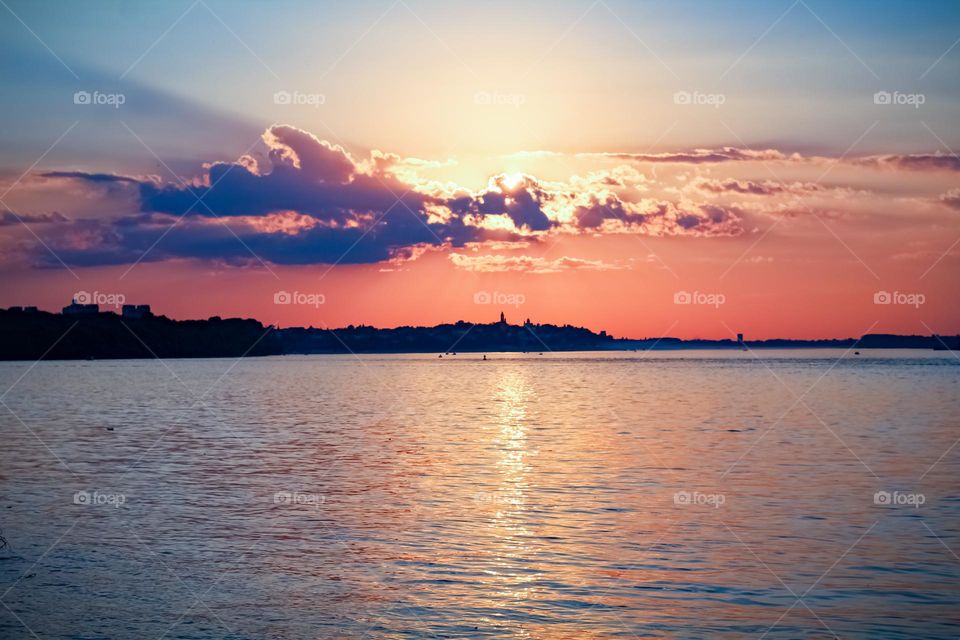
[1,0,958,339]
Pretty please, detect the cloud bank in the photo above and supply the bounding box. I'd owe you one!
[28,125,746,268]
[8,126,955,271]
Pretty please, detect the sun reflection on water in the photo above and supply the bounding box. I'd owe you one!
[487,369,536,604]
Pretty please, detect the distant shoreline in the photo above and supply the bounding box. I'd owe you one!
[0,347,954,364]
[1,308,957,361]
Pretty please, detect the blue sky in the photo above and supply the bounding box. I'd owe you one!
[1,1,959,337]
[2,0,959,176]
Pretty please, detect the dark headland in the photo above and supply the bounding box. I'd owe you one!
[0,306,957,361]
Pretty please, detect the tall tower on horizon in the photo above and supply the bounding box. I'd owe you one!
[500,311,506,324]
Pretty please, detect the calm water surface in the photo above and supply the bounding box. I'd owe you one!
[0,350,958,639]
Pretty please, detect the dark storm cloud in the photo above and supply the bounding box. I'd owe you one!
[27,125,755,268]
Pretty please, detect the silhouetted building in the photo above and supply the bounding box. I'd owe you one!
[122,304,152,319]
[499,311,506,324]
[63,299,99,316]
[737,333,744,344]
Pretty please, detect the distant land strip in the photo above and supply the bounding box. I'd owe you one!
[0,308,957,361]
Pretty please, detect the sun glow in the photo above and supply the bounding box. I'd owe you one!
[499,172,526,191]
